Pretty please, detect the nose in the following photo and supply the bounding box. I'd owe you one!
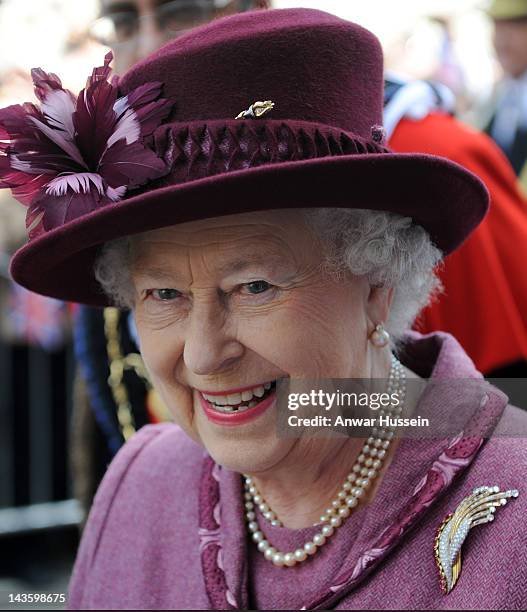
[135,14,166,61]
[183,296,244,376]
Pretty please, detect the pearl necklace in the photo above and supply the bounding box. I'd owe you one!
[243,354,406,567]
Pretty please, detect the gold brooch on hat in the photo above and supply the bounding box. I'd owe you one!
[235,100,275,119]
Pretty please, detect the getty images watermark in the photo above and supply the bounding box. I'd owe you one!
[274,378,527,439]
[286,387,429,429]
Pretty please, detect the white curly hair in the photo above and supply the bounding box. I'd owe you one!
[93,208,443,346]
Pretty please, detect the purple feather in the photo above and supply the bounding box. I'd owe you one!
[32,186,107,233]
[46,172,105,197]
[0,51,173,237]
[123,82,173,137]
[29,116,87,169]
[85,51,113,89]
[31,67,65,102]
[0,162,50,206]
[107,105,140,148]
[26,205,46,238]
[74,79,119,167]
[99,139,167,188]
[0,103,82,174]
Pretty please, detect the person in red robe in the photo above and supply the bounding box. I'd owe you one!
[385,77,527,376]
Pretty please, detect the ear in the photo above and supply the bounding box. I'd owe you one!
[365,285,394,331]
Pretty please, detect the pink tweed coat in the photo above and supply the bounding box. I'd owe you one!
[67,331,527,610]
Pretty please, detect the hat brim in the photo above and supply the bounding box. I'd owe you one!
[10,152,488,306]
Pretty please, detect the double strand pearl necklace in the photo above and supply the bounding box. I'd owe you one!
[243,354,406,568]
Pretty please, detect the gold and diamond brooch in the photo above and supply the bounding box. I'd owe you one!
[434,485,519,594]
[235,100,275,119]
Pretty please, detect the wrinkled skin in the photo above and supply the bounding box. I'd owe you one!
[129,209,411,527]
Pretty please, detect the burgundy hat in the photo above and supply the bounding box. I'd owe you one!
[1,8,488,306]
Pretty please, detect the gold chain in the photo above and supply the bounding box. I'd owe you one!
[104,307,172,440]
[104,307,148,441]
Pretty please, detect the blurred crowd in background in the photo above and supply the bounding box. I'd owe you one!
[1,0,527,604]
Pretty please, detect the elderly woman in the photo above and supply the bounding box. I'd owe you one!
[1,8,526,611]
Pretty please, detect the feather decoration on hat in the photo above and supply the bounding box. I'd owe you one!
[0,52,172,238]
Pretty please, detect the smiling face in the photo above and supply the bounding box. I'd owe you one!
[130,209,392,473]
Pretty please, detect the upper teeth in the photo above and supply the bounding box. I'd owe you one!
[202,382,272,406]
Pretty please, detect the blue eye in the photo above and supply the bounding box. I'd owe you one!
[246,280,271,294]
[153,288,181,301]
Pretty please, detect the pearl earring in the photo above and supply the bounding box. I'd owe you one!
[369,323,390,347]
